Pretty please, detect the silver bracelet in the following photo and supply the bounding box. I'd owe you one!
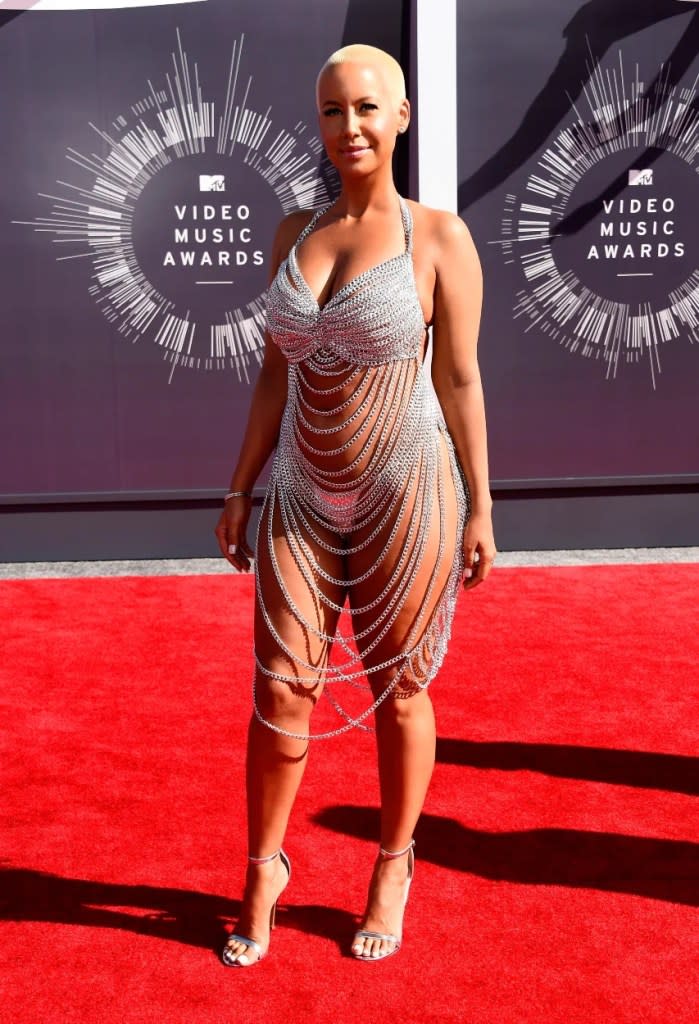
[224,490,252,502]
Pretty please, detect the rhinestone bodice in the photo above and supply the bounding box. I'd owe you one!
[265,196,426,365]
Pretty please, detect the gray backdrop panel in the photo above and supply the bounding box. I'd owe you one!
[457,0,699,486]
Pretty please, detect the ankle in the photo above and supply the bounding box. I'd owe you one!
[379,839,415,860]
[248,849,281,865]
[243,848,290,889]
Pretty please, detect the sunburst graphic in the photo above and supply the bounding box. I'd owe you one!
[495,49,699,387]
[14,30,336,382]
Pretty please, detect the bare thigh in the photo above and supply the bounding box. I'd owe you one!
[346,434,461,697]
[254,485,346,716]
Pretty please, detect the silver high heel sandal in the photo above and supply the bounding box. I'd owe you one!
[351,840,415,961]
[221,848,291,967]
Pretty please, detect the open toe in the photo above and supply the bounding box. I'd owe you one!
[352,929,400,961]
[221,935,264,967]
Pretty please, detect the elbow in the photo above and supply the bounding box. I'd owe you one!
[431,364,481,401]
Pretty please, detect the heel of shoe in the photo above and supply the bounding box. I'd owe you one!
[278,848,292,882]
[270,849,291,930]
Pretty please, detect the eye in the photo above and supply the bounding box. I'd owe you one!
[360,102,378,112]
[322,106,341,117]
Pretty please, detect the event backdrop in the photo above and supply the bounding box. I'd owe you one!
[0,0,405,501]
[457,0,699,484]
[4,0,697,514]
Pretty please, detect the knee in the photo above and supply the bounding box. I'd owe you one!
[375,686,433,730]
[255,673,320,726]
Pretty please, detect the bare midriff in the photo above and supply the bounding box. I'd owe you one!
[294,356,422,483]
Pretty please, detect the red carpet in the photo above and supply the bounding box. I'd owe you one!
[1,565,698,1023]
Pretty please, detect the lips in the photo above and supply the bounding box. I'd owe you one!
[340,146,370,156]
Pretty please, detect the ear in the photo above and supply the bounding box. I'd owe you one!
[397,97,410,134]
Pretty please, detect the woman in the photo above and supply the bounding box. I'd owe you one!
[215,43,495,965]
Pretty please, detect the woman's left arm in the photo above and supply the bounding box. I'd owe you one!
[430,211,496,589]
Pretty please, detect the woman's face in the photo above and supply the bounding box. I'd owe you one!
[317,60,409,176]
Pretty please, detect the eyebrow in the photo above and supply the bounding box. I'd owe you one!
[321,95,379,106]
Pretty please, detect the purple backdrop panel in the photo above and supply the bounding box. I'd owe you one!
[0,0,404,499]
[457,0,699,484]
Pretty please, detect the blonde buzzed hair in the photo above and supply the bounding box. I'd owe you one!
[316,43,406,107]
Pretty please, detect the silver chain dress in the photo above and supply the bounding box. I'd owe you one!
[257,196,470,739]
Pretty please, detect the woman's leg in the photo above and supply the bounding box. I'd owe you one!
[224,492,345,964]
[347,438,461,957]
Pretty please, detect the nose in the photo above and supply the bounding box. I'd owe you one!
[341,109,360,137]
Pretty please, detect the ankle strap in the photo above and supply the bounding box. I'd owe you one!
[247,849,280,865]
[379,839,415,859]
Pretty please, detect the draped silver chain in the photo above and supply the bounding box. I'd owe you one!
[256,197,470,739]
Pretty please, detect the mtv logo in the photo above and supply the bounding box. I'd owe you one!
[199,174,225,192]
[628,169,653,186]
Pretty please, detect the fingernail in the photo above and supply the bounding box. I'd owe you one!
[228,544,238,554]
[464,568,472,578]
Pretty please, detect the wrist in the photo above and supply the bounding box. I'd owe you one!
[468,497,493,516]
[224,489,252,502]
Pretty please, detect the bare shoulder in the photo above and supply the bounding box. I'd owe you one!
[406,200,480,272]
[273,209,317,262]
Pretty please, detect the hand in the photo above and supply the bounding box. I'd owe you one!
[462,512,496,590]
[214,495,254,572]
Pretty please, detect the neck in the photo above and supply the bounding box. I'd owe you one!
[334,167,400,219]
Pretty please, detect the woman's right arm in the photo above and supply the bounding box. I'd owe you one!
[214,211,311,572]
[226,337,289,499]
[214,338,287,571]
